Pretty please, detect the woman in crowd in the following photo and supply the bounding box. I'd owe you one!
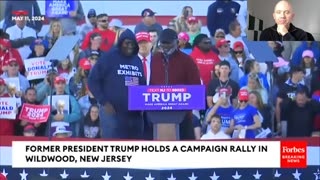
[239,59,269,91]
[44,20,63,49]
[80,105,101,138]
[300,50,317,90]
[241,73,269,105]
[229,89,261,139]
[212,63,220,79]
[27,39,49,59]
[248,91,272,130]
[231,41,247,73]
[178,32,192,50]
[69,58,91,99]
[57,57,76,84]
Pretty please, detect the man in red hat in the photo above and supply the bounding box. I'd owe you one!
[1,58,30,95]
[0,38,25,75]
[42,76,82,137]
[136,32,152,85]
[216,38,241,82]
[186,16,201,45]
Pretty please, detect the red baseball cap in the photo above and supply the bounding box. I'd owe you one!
[79,58,92,70]
[136,32,151,43]
[24,124,36,133]
[0,78,5,86]
[238,89,249,101]
[216,39,230,48]
[0,38,11,48]
[54,76,66,84]
[187,16,198,23]
[233,41,244,49]
[4,58,18,66]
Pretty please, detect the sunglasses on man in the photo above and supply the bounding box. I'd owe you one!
[234,51,243,54]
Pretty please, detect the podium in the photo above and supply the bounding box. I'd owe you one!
[146,111,187,140]
[128,85,206,140]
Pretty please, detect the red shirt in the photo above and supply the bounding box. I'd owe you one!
[190,47,220,87]
[0,93,16,136]
[81,28,116,52]
[0,48,25,75]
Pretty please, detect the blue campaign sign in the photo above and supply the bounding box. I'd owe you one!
[45,0,76,18]
[128,85,206,110]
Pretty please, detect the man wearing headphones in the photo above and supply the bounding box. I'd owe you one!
[149,28,201,140]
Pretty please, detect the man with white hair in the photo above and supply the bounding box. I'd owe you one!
[259,0,307,41]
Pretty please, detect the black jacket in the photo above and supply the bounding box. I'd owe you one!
[259,24,308,41]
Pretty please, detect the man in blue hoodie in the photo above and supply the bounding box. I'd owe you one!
[88,29,146,139]
[207,0,240,36]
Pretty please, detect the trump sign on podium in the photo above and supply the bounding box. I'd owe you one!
[128,85,206,110]
[12,141,309,169]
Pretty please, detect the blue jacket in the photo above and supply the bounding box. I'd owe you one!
[207,0,240,36]
[88,29,146,113]
[291,42,319,67]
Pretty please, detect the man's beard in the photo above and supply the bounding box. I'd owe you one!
[161,43,178,56]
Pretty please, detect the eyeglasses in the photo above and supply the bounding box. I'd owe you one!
[239,100,248,103]
[99,19,108,23]
[234,51,243,54]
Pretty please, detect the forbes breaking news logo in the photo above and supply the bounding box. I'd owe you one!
[280,141,307,168]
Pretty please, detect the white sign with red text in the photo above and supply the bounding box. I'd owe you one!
[0,97,17,120]
[24,57,51,80]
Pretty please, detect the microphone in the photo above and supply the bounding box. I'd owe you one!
[162,52,170,85]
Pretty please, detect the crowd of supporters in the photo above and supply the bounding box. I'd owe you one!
[0,0,319,140]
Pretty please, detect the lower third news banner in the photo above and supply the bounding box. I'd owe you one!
[12,141,307,169]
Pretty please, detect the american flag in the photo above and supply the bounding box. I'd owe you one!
[125,76,139,86]
[0,136,319,180]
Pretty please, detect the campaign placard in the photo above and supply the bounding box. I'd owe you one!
[24,57,51,80]
[4,77,20,92]
[19,104,51,123]
[0,97,17,120]
[45,0,76,18]
[128,85,206,110]
[47,95,70,114]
